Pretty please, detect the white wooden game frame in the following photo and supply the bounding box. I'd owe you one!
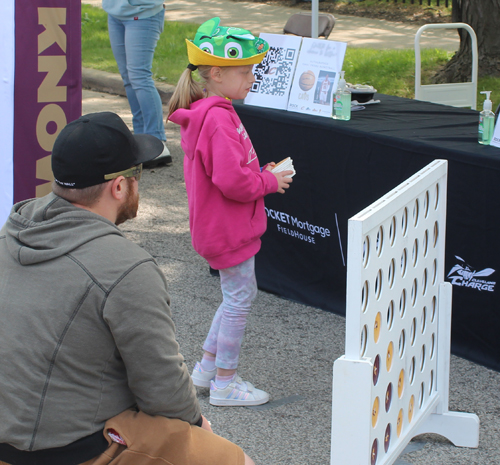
[331,160,479,465]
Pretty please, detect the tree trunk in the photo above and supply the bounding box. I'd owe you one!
[434,0,500,83]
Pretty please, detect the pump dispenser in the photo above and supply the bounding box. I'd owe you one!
[333,71,351,121]
[479,91,495,145]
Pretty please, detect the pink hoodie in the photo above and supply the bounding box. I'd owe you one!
[169,96,278,269]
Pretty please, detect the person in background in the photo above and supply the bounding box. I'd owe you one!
[0,112,254,465]
[103,0,171,168]
[168,18,293,407]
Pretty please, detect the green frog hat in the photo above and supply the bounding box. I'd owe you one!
[186,17,269,67]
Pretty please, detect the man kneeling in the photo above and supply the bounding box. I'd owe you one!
[0,112,253,465]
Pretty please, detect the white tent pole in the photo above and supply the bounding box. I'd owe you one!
[311,0,319,38]
[0,0,15,227]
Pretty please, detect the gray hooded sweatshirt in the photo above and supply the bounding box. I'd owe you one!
[0,193,200,451]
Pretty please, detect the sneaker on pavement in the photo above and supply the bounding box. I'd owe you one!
[143,142,172,168]
[209,375,269,407]
[191,362,216,388]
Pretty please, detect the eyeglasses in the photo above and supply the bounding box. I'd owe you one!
[104,164,142,182]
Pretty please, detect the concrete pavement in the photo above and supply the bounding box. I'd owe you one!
[80,2,500,464]
[81,87,500,465]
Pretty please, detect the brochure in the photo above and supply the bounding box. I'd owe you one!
[287,38,347,118]
[244,33,302,110]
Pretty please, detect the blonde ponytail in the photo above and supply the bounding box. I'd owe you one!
[167,66,211,120]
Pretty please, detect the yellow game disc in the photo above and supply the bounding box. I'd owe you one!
[374,312,382,343]
[398,369,405,398]
[372,397,380,428]
[386,341,394,371]
[408,395,415,423]
[397,409,404,437]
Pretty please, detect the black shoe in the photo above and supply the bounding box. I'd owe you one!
[144,142,172,168]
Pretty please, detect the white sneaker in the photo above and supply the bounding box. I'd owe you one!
[191,362,216,388]
[210,375,269,406]
[144,141,172,168]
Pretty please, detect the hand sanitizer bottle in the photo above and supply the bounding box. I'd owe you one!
[478,91,495,145]
[333,71,351,121]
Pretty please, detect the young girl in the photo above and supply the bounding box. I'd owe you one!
[168,18,293,407]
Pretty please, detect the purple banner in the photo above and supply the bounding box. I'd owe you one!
[14,0,81,202]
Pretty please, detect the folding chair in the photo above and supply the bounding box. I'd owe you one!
[415,23,478,109]
[283,12,335,39]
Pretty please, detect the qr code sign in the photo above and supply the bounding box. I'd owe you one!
[251,46,295,96]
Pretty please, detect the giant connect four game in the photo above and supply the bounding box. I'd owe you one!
[331,160,479,465]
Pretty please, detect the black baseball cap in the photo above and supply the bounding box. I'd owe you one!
[52,112,164,188]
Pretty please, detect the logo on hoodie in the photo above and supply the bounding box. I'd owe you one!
[447,256,496,292]
[247,146,257,165]
[237,123,248,140]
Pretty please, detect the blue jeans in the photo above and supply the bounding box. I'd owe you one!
[107,10,166,141]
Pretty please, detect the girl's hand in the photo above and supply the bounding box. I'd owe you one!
[273,170,293,193]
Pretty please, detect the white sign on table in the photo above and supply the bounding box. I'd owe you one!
[489,118,500,148]
[287,38,347,118]
[244,33,302,111]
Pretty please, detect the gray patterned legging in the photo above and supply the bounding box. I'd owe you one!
[202,256,257,370]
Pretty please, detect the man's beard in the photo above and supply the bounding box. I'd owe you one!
[115,178,139,226]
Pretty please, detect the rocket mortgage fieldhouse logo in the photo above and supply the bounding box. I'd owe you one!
[447,256,496,292]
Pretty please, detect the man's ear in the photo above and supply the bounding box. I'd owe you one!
[109,177,127,201]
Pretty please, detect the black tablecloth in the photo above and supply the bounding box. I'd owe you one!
[235,94,500,372]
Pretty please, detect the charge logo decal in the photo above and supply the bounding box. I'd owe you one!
[447,256,496,292]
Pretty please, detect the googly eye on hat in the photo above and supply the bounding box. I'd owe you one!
[186,17,269,67]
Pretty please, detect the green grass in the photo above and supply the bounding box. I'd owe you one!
[82,5,198,83]
[81,4,500,107]
[81,6,118,72]
[345,48,500,107]
[153,21,201,84]
[343,48,452,98]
